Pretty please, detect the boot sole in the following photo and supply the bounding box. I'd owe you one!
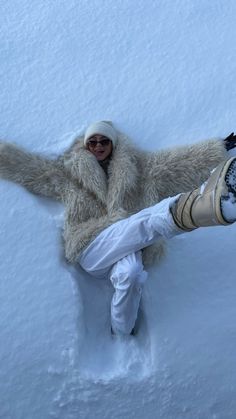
[216,157,236,224]
[224,159,236,195]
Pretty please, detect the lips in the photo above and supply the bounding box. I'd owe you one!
[95,150,105,156]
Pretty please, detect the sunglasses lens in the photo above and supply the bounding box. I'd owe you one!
[101,139,110,146]
[88,140,97,148]
[88,139,111,148]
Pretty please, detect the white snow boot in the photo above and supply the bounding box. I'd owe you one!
[170,157,236,231]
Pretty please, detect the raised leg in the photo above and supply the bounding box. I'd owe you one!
[78,157,236,336]
[79,195,179,277]
[170,157,236,230]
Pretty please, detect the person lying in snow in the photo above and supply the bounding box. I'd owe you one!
[0,122,236,336]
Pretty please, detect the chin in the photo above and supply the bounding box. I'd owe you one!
[96,154,107,161]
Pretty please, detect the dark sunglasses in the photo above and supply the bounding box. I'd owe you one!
[87,139,111,148]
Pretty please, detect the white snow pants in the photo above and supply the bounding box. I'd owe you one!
[79,196,181,335]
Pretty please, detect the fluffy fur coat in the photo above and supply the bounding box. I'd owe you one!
[0,133,227,266]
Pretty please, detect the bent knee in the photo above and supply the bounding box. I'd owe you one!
[110,264,147,289]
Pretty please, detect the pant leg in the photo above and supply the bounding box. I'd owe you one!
[78,196,180,335]
[79,195,181,277]
[110,251,147,335]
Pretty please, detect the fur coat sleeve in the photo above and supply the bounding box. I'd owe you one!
[144,139,227,201]
[0,142,67,200]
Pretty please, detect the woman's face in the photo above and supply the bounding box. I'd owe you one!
[86,134,113,161]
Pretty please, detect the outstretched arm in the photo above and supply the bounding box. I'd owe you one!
[147,137,228,200]
[0,142,67,200]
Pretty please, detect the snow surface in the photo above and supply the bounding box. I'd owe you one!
[1,1,236,418]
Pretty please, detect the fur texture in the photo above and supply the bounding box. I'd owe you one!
[0,134,227,266]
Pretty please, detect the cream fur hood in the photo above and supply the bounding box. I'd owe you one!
[0,132,227,266]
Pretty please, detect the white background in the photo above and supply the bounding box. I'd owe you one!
[0,1,236,418]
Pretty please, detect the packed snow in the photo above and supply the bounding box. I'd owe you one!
[221,191,236,222]
[1,1,236,418]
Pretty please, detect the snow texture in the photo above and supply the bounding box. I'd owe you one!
[1,1,236,418]
[222,192,236,222]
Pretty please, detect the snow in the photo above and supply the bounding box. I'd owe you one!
[1,1,236,418]
[221,192,236,222]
